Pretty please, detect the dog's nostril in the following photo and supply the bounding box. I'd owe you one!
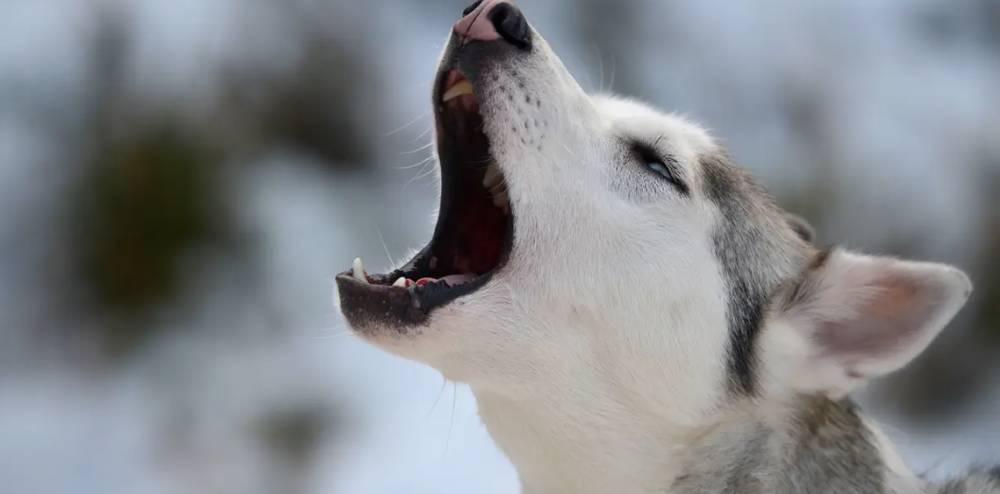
[454,0,531,49]
[488,3,531,50]
[462,0,484,17]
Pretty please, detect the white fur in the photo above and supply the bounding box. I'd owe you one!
[344,25,975,494]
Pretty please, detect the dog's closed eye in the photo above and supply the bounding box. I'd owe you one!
[630,140,689,196]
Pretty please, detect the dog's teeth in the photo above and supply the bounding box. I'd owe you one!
[442,80,474,102]
[483,164,501,187]
[492,189,509,208]
[392,277,406,288]
[352,257,368,284]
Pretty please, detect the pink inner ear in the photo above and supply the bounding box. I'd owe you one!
[815,275,938,359]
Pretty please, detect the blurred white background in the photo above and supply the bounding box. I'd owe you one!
[1,1,998,493]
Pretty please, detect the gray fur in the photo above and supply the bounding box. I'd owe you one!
[699,152,812,395]
[669,392,1000,493]
[671,395,885,494]
[670,155,990,494]
[671,421,774,493]
[936,472,1000,494]
[776,397,884,493]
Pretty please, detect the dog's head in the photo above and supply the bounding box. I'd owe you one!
[336,0,972,424]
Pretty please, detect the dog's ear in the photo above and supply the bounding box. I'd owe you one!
[785,214,815,243]
[759,249,971,398]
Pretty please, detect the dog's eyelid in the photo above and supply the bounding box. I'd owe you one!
[628,139,690,196]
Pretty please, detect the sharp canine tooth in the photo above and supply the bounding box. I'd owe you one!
[442,80,474,102]
[352,257,367,284]
[393,277,406,288]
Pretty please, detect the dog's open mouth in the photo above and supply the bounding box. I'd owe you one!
[336,69,512,326]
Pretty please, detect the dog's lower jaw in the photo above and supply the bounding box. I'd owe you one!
[474,390,930,494]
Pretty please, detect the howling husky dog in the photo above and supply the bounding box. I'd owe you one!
[337,1,997,492]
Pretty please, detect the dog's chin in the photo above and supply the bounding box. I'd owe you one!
[336,297,495,372]
[336,64,515,339]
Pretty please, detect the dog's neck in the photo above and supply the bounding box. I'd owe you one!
[473,389,925,494]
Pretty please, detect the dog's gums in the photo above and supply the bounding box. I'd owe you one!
[337,69,512,325]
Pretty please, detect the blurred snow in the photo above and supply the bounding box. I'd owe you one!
[0,0,997,492]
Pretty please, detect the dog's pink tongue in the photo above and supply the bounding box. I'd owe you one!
[440,273,476,286]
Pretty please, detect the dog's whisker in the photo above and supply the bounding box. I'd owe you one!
[374,224,396,267]
[608,54,616,91]
[442,381,458,459]
[299,322,354,342]
[411,125,433,143]
[424,375,450,420]
[401,161,441,193]
[385,111,430,137]
[594,43,605,93]
[395,154,436,170]
[401,140,435,155]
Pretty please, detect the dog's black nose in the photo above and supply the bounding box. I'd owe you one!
[488,3,531,49]
[454,0,532,50]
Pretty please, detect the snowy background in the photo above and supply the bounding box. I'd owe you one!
[1,1,998,493]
